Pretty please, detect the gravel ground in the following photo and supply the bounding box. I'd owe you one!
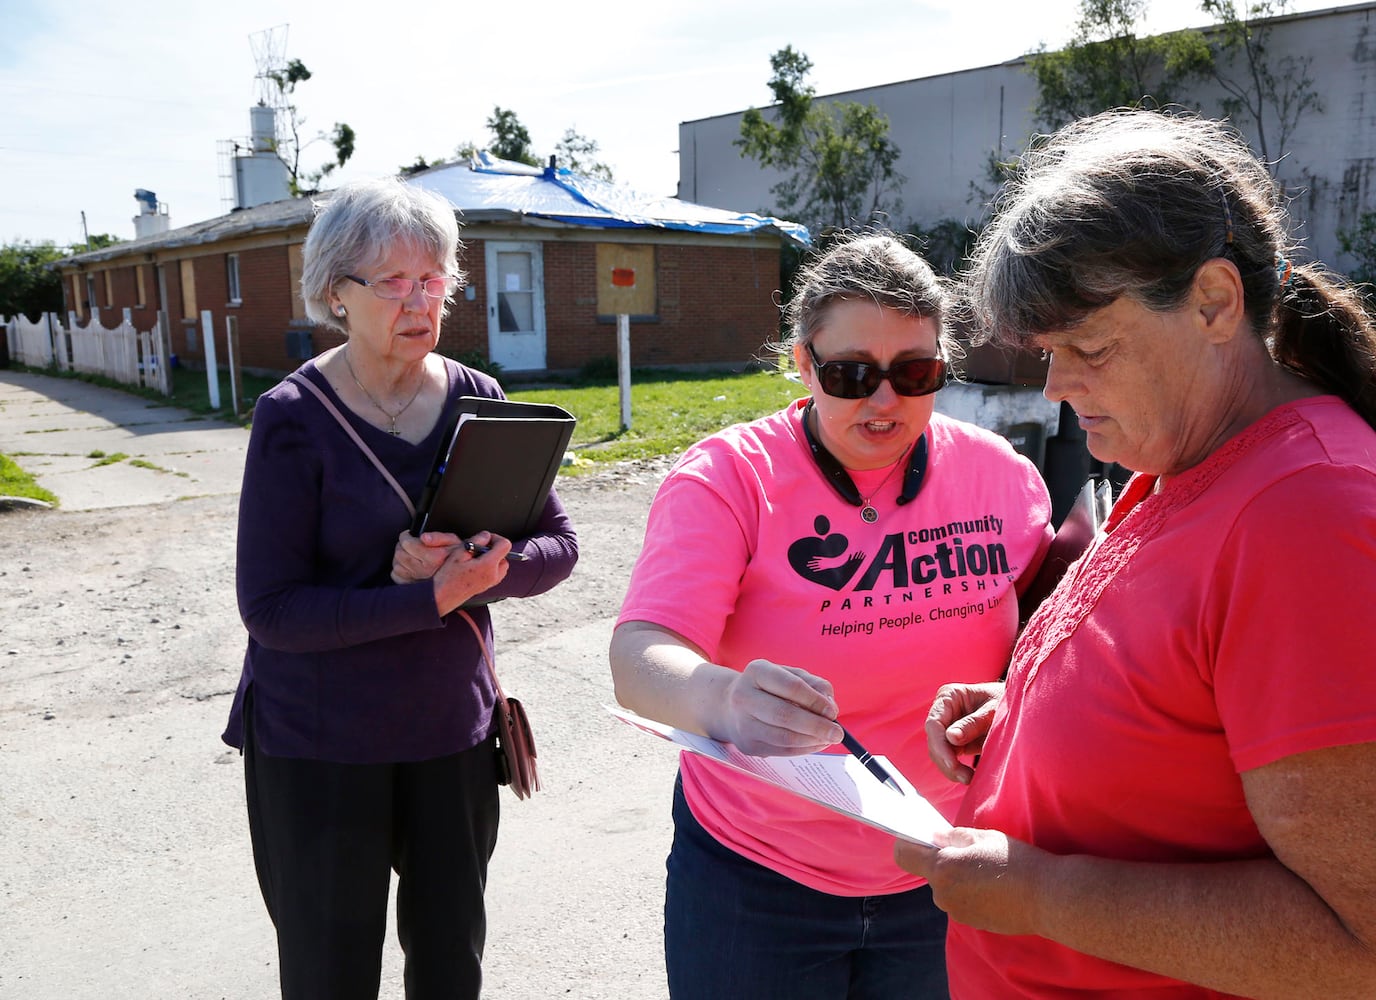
[0,458,684,1000]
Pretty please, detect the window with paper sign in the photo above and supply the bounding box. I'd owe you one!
[497,261,531,332]
[484,241,546,371]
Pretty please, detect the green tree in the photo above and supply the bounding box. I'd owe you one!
[554,128,614,181]
[0,241,66,321]
[487,107,540,166]
[398,155,435,177]
[1200,0,1321,172]
[456,112,615,179]
[1027,0,1212,129]
[81,233,123,252]
[736,46,905,232]
[266,58,357,193]
[1338,212,1376,287]
[906,219,981,277]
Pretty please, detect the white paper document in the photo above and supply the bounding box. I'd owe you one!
[606,706,952,846]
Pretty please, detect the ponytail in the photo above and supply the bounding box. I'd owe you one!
[1271,264,1376,430]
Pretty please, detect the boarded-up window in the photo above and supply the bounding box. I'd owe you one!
[135,265,147,307]
[288,244,306,319]
[179,259,197,319]
[595,243,656,317]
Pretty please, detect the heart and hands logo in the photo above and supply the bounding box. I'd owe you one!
[787,515,866,591]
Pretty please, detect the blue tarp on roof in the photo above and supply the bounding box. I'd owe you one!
[406,152,810,246]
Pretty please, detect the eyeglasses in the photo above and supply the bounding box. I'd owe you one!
[345,274,455,300]
[805,342,948,398]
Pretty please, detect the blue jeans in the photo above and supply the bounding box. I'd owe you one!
[664,776,949,1000]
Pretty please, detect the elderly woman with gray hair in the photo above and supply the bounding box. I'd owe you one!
[896,109,1376,998]
[222,177,577,1000]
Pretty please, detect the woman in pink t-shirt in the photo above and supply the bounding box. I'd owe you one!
[611,232,1052,999]
[897,110,1376,998]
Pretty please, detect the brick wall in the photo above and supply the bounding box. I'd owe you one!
[643,243,782,368]
[436,237,783,373]
[64,230,785,376]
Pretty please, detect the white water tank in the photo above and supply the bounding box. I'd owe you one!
[234,104,292,208]
[132,189,170,238]
[250,103,277,153]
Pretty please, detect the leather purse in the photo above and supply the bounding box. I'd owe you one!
[290,371,540,798]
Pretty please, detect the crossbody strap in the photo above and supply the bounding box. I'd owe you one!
[457,604,507,702]
[287,370,502,692]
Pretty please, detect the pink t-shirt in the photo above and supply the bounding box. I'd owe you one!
[949,396,1376,997]
[618,401,1052,895]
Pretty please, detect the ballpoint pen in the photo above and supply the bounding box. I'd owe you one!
[463,540,529,562]
[840,726,905,795]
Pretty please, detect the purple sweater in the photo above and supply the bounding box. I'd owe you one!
[222,357,578,763]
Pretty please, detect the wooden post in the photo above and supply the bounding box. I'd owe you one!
[46,312,61,369]
[155,311,173,396]
[617,313,632,431]
[200,309,220,409]
[225,315,243,418]
[122,308,137,386]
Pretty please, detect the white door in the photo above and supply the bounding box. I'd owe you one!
[485,241,546,371]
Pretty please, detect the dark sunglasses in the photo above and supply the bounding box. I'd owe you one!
[806,342,948,399]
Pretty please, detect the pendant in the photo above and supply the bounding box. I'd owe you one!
[860,505,878,523]
[387,427,401,436]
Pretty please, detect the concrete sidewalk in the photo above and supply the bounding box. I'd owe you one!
[0,369,249,511]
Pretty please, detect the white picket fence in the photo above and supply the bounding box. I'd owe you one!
[4,312,59,367]
[3,309,171,396]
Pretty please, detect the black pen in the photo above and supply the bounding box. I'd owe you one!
[840,727,904,795]
[463,540,529,562]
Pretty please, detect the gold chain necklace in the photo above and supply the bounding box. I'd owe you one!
[343,348,426,436]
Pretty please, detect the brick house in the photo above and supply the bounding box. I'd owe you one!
[56,156,807,377]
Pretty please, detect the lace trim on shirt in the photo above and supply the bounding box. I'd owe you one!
[1011,404,1308,689]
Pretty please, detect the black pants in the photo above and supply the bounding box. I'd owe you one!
[244,721,500,1000]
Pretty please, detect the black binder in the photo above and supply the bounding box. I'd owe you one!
[412,396,576,539]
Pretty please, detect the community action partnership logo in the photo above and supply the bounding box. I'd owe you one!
[787,512,1017,634]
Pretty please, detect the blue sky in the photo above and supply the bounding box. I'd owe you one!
[0,0,1339,247]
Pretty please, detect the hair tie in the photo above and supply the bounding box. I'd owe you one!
[1220,191,1235,246]
[1275,252,1294,288]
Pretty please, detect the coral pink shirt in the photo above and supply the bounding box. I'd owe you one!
[949,397,1376,997]
[618,401,1052,895]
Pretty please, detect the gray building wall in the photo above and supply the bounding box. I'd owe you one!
[678,2,1376,270]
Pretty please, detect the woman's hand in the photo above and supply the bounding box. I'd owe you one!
[926,682,1005,784]
[894,827,1050,937]
[391,529,460,584]
[718,659,843,757]
[393,529,512,616]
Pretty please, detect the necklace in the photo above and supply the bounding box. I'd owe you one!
[857,458,906,523]
[801,401,929,521]
[343,348,426,436]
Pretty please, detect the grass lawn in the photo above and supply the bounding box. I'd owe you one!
[0,452,58,505]
[510,368,806,470]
